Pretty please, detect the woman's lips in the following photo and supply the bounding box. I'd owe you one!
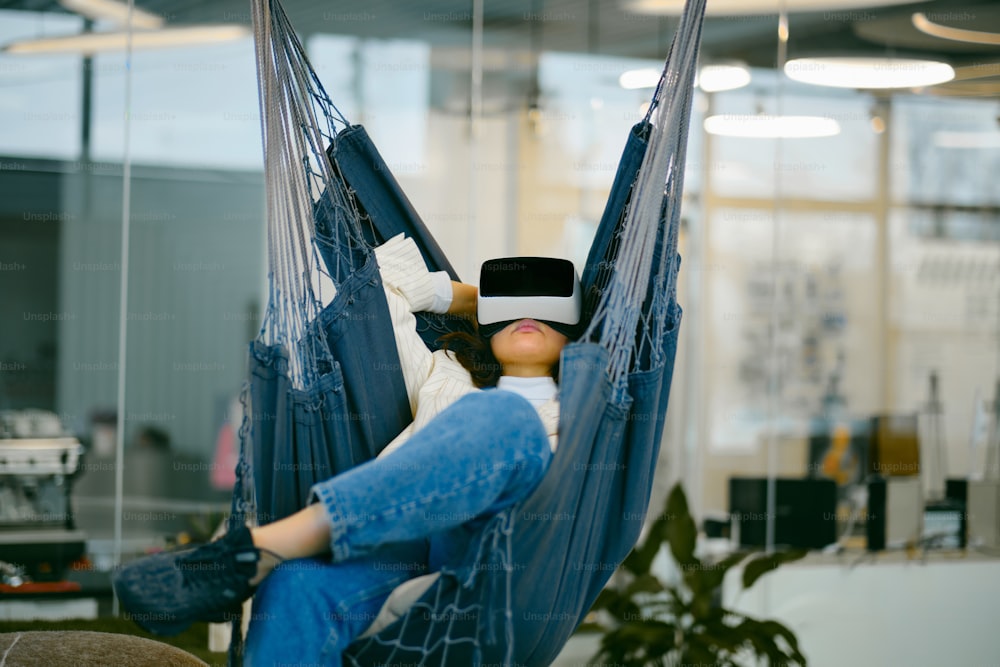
[514,319,541,333]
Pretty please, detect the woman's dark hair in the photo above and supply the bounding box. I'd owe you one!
[438,331,502,388]
[438,328,561,388]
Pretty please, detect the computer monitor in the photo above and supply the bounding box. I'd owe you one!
[729,477,838,550]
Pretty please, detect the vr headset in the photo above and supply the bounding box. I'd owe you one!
[477,257,582,339]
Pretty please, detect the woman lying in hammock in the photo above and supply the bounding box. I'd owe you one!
[114,232,583,664]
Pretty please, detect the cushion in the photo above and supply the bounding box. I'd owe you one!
[0,631,207,666]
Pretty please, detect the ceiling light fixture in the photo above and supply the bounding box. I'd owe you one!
[912,12,1000,46]
[704,114,840,138]
[697,63,751,92]
[619,68,661,90]
[624,0,920,16]
[784,57,955,89]
[59,0,164,29]
[620,63,750,91]
[2,25,251,55]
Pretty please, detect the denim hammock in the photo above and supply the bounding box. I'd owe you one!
[230,0,706,663]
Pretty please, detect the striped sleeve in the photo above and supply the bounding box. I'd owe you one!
[375,233,438,313]
[374,234,435,415]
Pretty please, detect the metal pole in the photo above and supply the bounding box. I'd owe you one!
[111,0,136,617]
[467,0,485,279]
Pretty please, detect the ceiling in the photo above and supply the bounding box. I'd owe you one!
[2,0,999,97]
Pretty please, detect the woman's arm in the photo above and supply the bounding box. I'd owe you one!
[447,282,478,318]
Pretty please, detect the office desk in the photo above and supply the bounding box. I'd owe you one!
[722,550,1000,667]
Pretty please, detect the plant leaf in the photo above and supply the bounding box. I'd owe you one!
[589,586,642,625]
[623,491,674,575]
[698,619,744,653]
[743,617,783,659]
[665,483,699,568]
[600,619,679,662]
[626,573,666,597]
[680,634,719,665]
[759,619,808,664]
[590,586,620,612]
[698,549,752,594]
[689,590,712,621]
[741,550,807,590]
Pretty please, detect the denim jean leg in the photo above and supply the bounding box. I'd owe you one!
[311,390,552,563]
[244,541,428,666]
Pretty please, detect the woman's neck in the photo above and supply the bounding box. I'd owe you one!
[500,364,553,378]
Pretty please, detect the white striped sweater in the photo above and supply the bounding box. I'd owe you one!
[373,234,560,458]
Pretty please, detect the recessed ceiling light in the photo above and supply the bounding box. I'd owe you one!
[625,0,920,16]
[704,114,840,138]
[2,25,251,55]
[698,63,751,92]
[784,57,955,89]
[620,63,750,91]
[59,0,164,29]
[619,68,661,90]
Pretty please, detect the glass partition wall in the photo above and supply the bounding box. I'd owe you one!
[1,0,998,638]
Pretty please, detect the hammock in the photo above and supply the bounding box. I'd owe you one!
[230,0,706,663]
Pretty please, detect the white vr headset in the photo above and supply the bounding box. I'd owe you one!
[477,257,582,338]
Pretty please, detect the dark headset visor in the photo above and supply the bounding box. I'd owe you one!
[479,257,576,298]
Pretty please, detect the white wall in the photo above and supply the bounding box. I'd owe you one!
[57,166,265,459]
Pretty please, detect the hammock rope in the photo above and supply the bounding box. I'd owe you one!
[252,0,364,389]
[583,2,702,401]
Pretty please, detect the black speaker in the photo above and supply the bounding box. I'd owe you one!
[945,478,969,549]
[867,475,888,551]
[728,477,838,550]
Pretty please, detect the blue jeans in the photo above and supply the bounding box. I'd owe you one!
[243,390,552,665]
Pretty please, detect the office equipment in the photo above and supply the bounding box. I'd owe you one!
[0,410,86,581]
[945,478,969,548]
[868,414,920,477]
[729,477,838,550]
[967,479,1000,549]
[921,371,947,500]
[866,475,922,551]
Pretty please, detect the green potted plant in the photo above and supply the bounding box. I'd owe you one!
[584,483,808,666]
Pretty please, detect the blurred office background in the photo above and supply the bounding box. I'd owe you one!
[0,0,999,663]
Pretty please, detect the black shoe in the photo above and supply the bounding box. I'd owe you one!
[113,524,260,635]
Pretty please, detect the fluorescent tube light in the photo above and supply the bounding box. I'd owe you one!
[2,25,250,55]
[784,57,955,89]
[619,68,661,90]
[698,63,751,92]
[625,0,919,16]
[620,63,750,92]
[59,0,164,29]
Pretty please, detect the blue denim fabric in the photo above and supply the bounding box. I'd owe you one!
[244,542,427,666]
[244,389,551,665]
[332,125,475,349]
[580,121,650,325]
[344,113,680,667]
